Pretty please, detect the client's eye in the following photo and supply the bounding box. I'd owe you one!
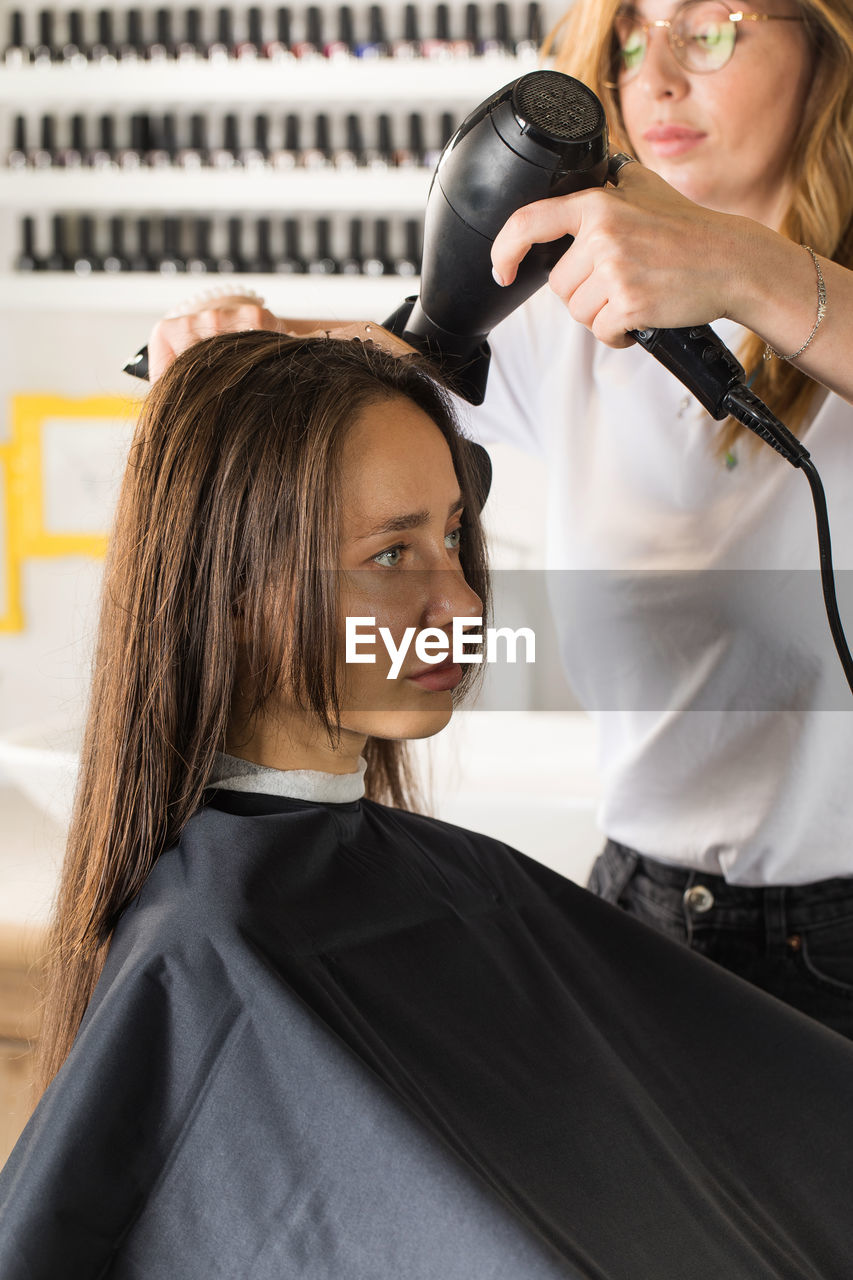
[445,528,463,551]
[372,544,407,568]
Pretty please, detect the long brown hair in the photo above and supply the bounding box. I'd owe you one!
[36,330,490,1094]
[543,0,853,449]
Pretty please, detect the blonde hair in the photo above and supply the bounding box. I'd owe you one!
[543,0,853,450]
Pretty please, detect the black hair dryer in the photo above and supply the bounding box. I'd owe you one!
[385,69,610,404]
[385,69,803,467]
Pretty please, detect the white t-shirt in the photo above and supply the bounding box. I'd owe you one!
[461,287,853,886]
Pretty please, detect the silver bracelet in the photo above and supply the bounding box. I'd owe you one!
[763,245,827,362]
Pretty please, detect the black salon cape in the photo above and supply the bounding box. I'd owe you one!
[2,793,853,1280]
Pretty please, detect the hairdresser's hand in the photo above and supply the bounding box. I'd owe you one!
[490,162,743,348]
[147,295,417,381]
[147,294,289,381]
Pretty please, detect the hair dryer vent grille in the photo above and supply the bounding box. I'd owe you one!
[514,71,604,142]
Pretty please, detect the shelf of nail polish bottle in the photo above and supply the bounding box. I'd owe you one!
[0,167,432,211]
[0,53,539,107]
[0,270,412,314]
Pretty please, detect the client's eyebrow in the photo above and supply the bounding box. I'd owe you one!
[359,497,464,540]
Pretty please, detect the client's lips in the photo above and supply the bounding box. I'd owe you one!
[642,124,706,157]
[406,659,464,692]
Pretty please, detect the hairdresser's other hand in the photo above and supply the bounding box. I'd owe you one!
[490,162,744,348]
[147,297,417,381]
[147,294,287,381]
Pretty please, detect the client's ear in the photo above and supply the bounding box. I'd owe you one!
[465,441,493,512]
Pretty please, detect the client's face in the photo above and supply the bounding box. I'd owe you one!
[336,395,483,744]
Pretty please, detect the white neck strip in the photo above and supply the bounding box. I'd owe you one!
[209,752,367,803]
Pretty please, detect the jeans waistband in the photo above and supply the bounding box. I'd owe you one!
[604,839,853,928]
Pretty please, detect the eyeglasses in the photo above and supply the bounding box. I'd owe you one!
[607,1,804,85]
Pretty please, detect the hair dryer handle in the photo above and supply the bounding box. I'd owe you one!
[630,323,746,420]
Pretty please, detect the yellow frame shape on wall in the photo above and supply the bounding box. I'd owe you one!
[0,393,140,634]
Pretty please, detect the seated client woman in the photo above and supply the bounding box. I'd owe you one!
[1,330,852,1280]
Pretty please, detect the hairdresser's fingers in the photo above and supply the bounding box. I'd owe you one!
[192,302,280,334]
[298,321,419,356]
[490,190,598,287]
[147,301,285,381]
[562,275,636,349]
[547,244,639,346]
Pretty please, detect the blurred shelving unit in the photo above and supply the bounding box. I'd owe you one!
[0,2,561,314]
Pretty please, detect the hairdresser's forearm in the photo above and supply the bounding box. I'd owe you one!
[730,222,853,407]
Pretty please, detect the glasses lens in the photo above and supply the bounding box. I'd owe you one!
[613,13,647,81]
[675,1,736,72]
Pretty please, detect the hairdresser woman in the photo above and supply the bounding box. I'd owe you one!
[147,0,853,1037]
[473,0,853,1038]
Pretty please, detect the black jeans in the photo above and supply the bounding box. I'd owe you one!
[588,840,853,1040]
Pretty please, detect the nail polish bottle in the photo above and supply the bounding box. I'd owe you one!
[90,9,116,63]
[33,10,56,65]
[8,116,27,170]
[186,217,216,273]
[339,219,363,275]
[121,114,146,170]
[45,215,71,272]
[160,217,186,274]
[217,218,248,274]
[212,114,239,169]
[16,217,42,271]
[394,219,421,277]
[370,114,394,170]
[421,4,452,60]
[357,5,388,58]
[272,113,301,170]
[236,7,262,58]
[395,113,423,168]
[308,218,337,274]
[435,3,473,58]
[180,114,208,168]
[335,114,363,170]
[253,218,274,273]
[392,5,421,58]
[150,9,175,61]
[119,9,145,62]
[487,2,513,56]
[149,113,178,169]
[62,11,87,65]
[364,218,390,276]
[90,115,117,169]
[463,4,481,56]
[275,218,306,273]
[178,7,204,60]
[516,2,542,57]
[3,11,28,67]
[209,8,234,63]
[32,116,56,170]
[303,114,331,169]
[59,114,86,168]
[103,217,130,273]
[424,113,451,170]
[294,6,322,58]
[238,114,266,168]
[325,5,353,60]
[266,7,293,60]
[130,219,156,272]
[74,216,101,275]
[361,114,386,172]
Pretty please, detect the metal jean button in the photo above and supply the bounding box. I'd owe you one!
[683,884,715,914]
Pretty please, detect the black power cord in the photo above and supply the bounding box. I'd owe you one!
[723,383,853,694]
